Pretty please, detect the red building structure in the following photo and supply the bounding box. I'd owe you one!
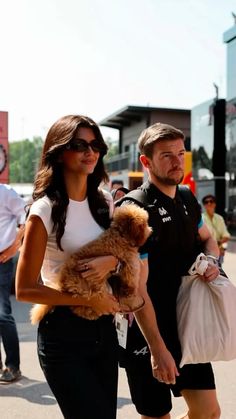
[0,111,9,184]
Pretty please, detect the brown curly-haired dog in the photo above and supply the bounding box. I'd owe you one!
[30,205,152,323]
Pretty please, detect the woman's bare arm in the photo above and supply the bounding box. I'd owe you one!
[15,215,120,315]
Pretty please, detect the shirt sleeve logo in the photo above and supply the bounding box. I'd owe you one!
[158,206,172,223]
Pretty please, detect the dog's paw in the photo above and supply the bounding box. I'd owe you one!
[71,306,101,320]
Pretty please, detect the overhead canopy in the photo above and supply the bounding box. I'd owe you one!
[99,105,189,129]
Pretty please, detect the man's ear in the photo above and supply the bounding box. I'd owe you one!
[140,154,151,168]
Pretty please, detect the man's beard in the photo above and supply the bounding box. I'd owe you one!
[153,172,184,186]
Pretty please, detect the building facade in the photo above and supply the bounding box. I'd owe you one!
[191,21,236,234]
[0,111,9,184]
[100,105,190,190]
[224,23,236,234]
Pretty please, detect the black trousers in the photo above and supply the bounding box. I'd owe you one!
[38,307,119,419]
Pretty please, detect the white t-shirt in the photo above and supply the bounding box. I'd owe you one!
[0,184,26,252]
[29,195,111,288]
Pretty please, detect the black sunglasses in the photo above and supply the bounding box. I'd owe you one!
[65,139,103,153]
[203,199,215,204]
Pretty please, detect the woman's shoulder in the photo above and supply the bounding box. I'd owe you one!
[29,195,53,234]
[30,195,53,216]
[202,212,210,220]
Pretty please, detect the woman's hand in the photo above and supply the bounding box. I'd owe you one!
[89,292,120,316]
[76,255,118,283]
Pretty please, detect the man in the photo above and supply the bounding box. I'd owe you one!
[120,123,221,419]
[0,183,25,383]
[202,194,231,264]
[0,344,2,373]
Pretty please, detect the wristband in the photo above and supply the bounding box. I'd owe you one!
[207,255,222,270]
[206,255,228,278]
[206,255,220,266]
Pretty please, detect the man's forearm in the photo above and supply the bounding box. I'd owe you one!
[199,224,220,258]
[203,235,220,258]
[13,224,25,250]
[134,292,166,353]
[7,224,25,256]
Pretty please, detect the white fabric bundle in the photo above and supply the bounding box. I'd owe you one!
[177,253,236,368]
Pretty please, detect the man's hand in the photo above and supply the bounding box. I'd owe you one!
[150,344,179,385]
[202,261,220,282]
[0,242,19,263]
[0,224,25,264]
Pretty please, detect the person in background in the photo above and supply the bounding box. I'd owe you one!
[120,123,221,419]
[111,186,130,202]
[202,194,231,264]
[110,179,124,191]
[0,183,25,383]
[15,115,121,419]
[0,346,2,373]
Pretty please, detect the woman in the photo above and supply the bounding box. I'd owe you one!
[202,194,231,264]
[15,115,121,419]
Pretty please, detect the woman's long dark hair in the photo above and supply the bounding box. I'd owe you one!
[33,115,110,250]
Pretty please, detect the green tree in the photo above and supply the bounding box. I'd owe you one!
[104,137,119,160]
[9,135,118,182]
[9,137,43,183]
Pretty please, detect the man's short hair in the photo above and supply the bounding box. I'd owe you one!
[111,179,124,187]
[138,122,185,157]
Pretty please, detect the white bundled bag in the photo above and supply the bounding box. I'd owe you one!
[177,253,236,368]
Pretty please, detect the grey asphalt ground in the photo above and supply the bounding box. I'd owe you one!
[0,241,236,419]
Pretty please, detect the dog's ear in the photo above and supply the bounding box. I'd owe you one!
[112,205,151,246]
[128,214,152,246]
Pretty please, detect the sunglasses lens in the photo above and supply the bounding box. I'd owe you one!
[204,200,214,204]
[66,140,102,152]
[70,142,86,152]
[90,140,102,152]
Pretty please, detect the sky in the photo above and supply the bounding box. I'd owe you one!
[0,0,236,142]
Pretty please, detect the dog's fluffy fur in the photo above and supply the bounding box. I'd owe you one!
[30,205,152,323]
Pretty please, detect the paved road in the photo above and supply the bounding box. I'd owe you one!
[0,243,236,418]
